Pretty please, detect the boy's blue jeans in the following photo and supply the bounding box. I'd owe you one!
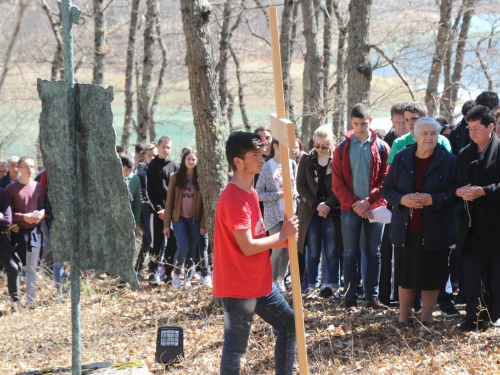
[220,284,296,375]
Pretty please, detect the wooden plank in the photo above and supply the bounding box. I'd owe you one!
[269,6,309,375]
[270,114,295,149]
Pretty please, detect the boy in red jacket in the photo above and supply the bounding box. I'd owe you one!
[332,103,390,311]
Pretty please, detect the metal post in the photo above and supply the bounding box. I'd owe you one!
[58,1,81,373]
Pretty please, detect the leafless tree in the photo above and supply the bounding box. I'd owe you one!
[180,0,227,244]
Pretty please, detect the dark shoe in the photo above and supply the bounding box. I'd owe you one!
[394,322,409,329]
[454,291,466,305]
[319,286,333,298]
[421,321,434,328]
[441,305,461,317]
[458,320,486,333]
[345,297,357,311]
[148,274,159,286]
[367,297,389,310]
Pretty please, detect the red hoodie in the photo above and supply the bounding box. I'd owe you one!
[332,128,389,211]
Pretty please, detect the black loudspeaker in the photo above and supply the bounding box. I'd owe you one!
[155,326,184,365]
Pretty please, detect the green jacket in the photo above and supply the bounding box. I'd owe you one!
[124,173,141,225]
[387,132,452,164]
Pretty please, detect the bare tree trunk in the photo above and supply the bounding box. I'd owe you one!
[425,0,453,118]
[137,0,158,143]
[449,0,476,119]
[280,0,297,123]
[217,2,232,122]
[40,0,64,80]
[289,0,299,125]
[229,45,250,132]
[180,0,228,245]
[331,0,347,139]
[346,0,373,117]
[301,0,325,145]
[441,3,464,121]
[122,0,141,150]
[149,18,168,142]
[227,91,235,132]
[323,0,334,121]
[0,0,28,97]
[92,0,106,85]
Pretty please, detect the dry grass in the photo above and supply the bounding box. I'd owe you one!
[1,270,500,375]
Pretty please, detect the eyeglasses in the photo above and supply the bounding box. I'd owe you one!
[314,144,330,150]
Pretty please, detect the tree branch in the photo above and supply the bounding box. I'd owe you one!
[369,44,415,100]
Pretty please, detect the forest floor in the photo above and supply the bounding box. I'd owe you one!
[1,268,500,375]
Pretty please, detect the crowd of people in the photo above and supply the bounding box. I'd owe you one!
[1,90,500,372]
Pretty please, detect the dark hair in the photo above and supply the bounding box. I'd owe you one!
[18,157,33,167]
[296,138,303,151]
[351,103,371,119]
[226,132,262,171]
[253,126,271,135]
[116,145,124,154]
[269,138,280,159]
[176,146,199,189]
[465,105,495,127]
[435,117,449,127]
[374,128,386,139]
[475,91,499,110]
[462,100,475,116]
[120,154,134,169]
[403,101,428,117]
[135,142,146,154]
[158,136,171,146]
[390,101,408,117]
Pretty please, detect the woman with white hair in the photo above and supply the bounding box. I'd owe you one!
[382,117,457,327]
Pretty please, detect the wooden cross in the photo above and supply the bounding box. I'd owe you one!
[268,6,309,374]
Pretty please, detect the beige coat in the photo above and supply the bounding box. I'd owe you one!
[163,172,206,230]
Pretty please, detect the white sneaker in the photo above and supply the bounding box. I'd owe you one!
[184,281,193,291]
[191,271,201,281]
[172,275,182,288]
[306,288,318,300]
[202,275,213,287]
[492,318,500,327]
[277,279,286,293]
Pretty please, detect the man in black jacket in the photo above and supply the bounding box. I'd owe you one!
[146,136,179,285]
[449,105,500,332]
[383,101,408,148]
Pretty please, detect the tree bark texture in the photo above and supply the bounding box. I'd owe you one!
[180,0,228,245]
[92,0,106,85]
[301,0,325,145]
[229,45,250,132]
[121,0,141,151]
[448,0,476,120]
[0,1,28,98]
[137,0,158,143]
[332,0,347,139]
[280,0,297,124]
[323,0,334,117]
[149,18,168,142]
[40,0,64,80]
[217,2,232,122]
[425,0,453,118]
[346,0,373,119]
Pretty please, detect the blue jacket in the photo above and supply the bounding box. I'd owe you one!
[382,144,457,251]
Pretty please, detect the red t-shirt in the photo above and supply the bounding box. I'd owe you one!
[213,183,272,298]
[6,180,45,229]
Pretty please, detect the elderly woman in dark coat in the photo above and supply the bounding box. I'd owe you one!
[296,125,342,298]
[449,105,500,332]
[382,117,457,327]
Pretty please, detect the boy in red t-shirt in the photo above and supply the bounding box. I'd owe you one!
[213,132,299,375]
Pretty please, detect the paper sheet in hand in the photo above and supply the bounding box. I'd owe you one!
[369,206,392,224]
